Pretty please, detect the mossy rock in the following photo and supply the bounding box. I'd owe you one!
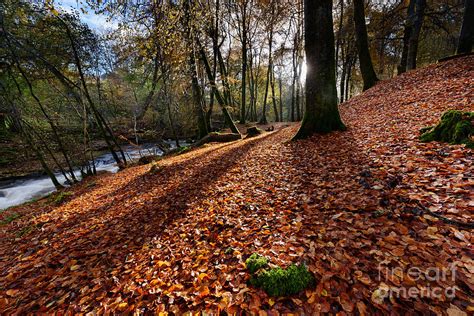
[245,253,314,296]
[420,110,473,148]
[245,253,268,274]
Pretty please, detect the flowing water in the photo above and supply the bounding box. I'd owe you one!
[0,141,185,210]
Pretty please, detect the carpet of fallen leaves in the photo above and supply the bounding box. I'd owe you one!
[0,56,472,314]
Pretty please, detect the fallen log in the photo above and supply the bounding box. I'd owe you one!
[194,132,242,147]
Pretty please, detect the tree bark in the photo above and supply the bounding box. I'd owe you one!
[406,0,427,70]
[259,25,274,125]
[290,35,297,122]
[353,0,378,90]
[294,0,345,139]
[345,57,353,101]
[240,0,248,124]
[278,74,283,122]
[457,0,474,54]
[184,0,208,139]
[196,39,240,134]
[398,0,416,74]
[270,64,279,122]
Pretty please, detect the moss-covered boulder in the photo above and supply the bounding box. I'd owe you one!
[245,253,314,296]
[420,110,473,148]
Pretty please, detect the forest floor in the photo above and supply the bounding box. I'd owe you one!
[0,56,473,314]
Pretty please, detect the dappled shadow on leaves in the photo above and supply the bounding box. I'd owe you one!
[0,132,277,312]
[0,56,472,314]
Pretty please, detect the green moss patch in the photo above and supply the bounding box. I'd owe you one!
[246,253,268,274]
[49,191,73,205]
[245,253,314,296]
[0,213,21,225]
[420,110,473,148]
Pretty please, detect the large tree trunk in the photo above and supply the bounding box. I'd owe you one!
[398,0,416,74]
[294,0,345,139]
[406,0,427,70]
[353,0,378,90]
[457,0,474,54]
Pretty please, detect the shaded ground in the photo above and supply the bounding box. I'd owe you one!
[0,56,472,314]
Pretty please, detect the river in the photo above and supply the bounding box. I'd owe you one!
[0,141,185,210]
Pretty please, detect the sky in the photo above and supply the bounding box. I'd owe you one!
[57,0,118,32]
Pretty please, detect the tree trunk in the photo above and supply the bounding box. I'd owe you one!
[260,21,274,125]
[24,128,63,189]
[335,0,344,80]
[278,74,283,122]
[270,65,279,122]
[58,17,127,166]
[340,58,347,103]
[457,0,474,54]
[184,0,208,139]
[345,58,353,101]
[290,36,297,122]
[240,1,248,124]
[398,0,416,74]
[406,0,427,70]
[295,60,303,121]
[196,38,240,134]
[294,0,345,139]
[136,52,161,122]
[353,0,378,90]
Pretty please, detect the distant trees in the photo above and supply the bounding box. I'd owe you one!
[294,0,345,138]
[457,0,474,54]
[0,1,127,186]
[0,0,469,181]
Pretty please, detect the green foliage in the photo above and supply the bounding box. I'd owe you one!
[420,110,474,148]
[0,213,21,225]
[250,263,314,297]
[49,191,73,205]
[178,146,190,154]
[245,253,268,274]
[246,253,314,296]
